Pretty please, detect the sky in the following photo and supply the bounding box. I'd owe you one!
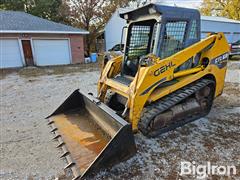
[152,0,203,9]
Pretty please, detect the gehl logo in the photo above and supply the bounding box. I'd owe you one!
[154,62,176,76]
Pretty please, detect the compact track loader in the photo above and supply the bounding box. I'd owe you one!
[48,4,229,179]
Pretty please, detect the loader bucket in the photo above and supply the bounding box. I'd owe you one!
[47,90,136,179]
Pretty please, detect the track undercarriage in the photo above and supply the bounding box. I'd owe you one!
[106,79,215,137]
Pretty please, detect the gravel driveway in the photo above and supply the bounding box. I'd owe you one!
[0,61,239,179]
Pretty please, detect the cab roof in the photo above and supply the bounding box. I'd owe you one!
[120,3,200,21]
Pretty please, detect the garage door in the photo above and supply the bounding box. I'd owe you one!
[33,39,71,66]
[0,39,23,68]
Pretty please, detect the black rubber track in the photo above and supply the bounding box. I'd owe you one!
[138,78,215,137]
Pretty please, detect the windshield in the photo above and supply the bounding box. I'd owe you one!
[125,20,157,60]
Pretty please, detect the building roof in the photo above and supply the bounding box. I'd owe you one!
[201,15,240,24]
[0,11,89,34]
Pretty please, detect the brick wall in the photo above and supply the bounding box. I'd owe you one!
[0,33,86,64]
[69,34,85,63]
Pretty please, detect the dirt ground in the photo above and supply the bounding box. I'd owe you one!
[0,59,239,179]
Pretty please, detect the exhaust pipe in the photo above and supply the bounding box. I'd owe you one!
[47,90,136,179]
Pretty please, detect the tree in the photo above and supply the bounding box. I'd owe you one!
[130,0,149,7]
[69,0,134,54]
[102,0,133,24]
[0,0,69,23]
[0,0,28,11]
[200,0,240,20]
[69,0,104,54]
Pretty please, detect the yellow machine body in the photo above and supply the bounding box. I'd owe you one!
[98,33,229,131]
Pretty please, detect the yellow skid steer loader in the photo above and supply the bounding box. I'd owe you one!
[47,4,229,179]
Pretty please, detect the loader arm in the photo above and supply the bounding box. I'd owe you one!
[98,55,123,100]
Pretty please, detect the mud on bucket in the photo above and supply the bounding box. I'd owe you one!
[47,90,136,179]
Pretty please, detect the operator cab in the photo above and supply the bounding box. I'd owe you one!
[115,4,200,84]
[123,19,158,76]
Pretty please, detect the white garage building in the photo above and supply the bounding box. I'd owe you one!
[0,11,89,68]
[104,8,240,51]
